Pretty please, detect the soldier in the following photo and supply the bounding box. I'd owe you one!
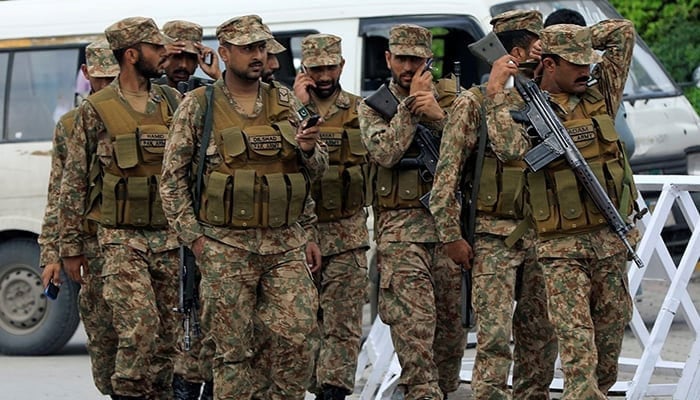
[487,20,638,399]
[262,26,286,85]
[430,10,558,399]
[39,38,119,397]
[58,17,182,400]
[159,14,328,400]
[358,24,465,400]
[157,20,221,93]
[293,33,369,400]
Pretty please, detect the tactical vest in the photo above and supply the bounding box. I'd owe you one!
[312,94,370,222]
[526,88,637,236]
[375,77,458,210]
[469,86,528,219]
[193,83,310,229]
[85,85,178,229]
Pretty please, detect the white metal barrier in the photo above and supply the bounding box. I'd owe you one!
[355,175,700,399]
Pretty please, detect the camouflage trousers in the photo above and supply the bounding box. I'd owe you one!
[539,251,632,399]
[79,239,118,395]
[197,237,318,400]
[101,244,180,399]
[378,241,466,400]
[309,247,368,393]
[471,233,557,400]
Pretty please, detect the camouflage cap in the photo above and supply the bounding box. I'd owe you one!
[216,15,273,46]
[163,20,203,54]
[105,16,172,50]
[301,33,342,67]
[262,23,286,54]
[389,24,432,58]
[540,24,603,65]
[490,10,543,36]
[85,38,119,78]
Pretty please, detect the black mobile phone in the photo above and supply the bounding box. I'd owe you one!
[423,58,434,73]
[44,280,60,300]
[203,52,213,66]
[303,114,321,129]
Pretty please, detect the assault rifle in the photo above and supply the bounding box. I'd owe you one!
[173,81,214,350]
[469,32,644,268]
[364,84,440,208]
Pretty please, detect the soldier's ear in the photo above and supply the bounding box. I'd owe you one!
[218,46,228,63]
[124,47,140,65]
[385,51,392,69]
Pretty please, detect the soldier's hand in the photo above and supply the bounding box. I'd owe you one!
[306,242,322,273]
[409,64,433,95]
[296,119,322,153]
[293,69,315,105]
[161,41,187,71]
[41,263,62,288]
[409,91,445,121]
[62,255,89,284]
[529,39,542,61]
[444,239,473,270]
[195,43,221,80]
[191,235,206,259]
[486,55,519,98]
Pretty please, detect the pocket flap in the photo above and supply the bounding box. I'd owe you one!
[593,114,618,142]
[221,127,246,161]
[113,134,139,169]
[137,125,168,154]
[347,128,368,156]
[554,169,583,220]
[244,125,281,156]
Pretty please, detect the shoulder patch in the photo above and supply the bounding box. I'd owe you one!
[277,86,290,105]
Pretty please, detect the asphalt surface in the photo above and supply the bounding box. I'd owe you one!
[1,275,698,399]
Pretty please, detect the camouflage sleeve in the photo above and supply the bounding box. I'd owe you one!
[297,196,319,243]
[590,19,635,117]
[300,142,329,182]
[58,104,97,257]
[430,92,481,243]
[358,98,420,168]
[160,94,205,247]
[485,89,532,162]
[38,119,69,265]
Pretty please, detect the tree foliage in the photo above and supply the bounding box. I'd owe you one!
[610,0,700,111]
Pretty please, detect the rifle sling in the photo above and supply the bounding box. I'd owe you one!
[466,102,488,245]
[193,85,214,216]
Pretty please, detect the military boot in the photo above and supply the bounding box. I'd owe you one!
[200,380,213,400]
[173,374,202,400]
[322,384,351,400]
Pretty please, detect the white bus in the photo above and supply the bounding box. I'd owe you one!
[0,0,697,355]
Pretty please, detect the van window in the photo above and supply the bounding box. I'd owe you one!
[200,30,317,89]
[6,48,79,141]
[0,53,8,139]
[359,15,489,97]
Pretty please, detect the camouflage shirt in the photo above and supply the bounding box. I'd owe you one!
[160,77,328,255]
[359,80,447,244]
[487,19,637,258]
[308,89,369,255]
[59,77,182,257]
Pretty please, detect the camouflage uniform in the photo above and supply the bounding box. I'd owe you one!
[359,24,465,400]
[487,21,637,399]
[38,38,119,396]
[159,15,328,400]
[298,34,370,398]
[58,18,181,399]
[430,11,557,400]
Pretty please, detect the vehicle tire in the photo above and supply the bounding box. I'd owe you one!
[0,238,80,355]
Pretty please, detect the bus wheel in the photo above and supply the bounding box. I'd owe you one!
[0,238,80,355]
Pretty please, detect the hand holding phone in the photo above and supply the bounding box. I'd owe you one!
[423,58,434,74]
[203,52,213,66]
[303,114,321,130]
[44,280,60,300]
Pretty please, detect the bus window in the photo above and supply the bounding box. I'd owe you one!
[7,48,79,141]
[0,53,8,140]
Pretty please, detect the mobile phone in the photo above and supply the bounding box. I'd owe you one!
[203,52,213,66]
[44,280,60,300]
[423,58,434,73]
[303,114,321,129]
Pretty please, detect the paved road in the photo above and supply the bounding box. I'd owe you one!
[1,276,698,399]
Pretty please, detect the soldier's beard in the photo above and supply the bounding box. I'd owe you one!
[135,57,162,80]
[310,80,340,99]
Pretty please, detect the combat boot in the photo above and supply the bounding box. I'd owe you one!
[200,380,213,400]
[322,384,351,400]
[173,374,202,400]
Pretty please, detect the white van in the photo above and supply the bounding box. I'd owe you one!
[0,0,697,355]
